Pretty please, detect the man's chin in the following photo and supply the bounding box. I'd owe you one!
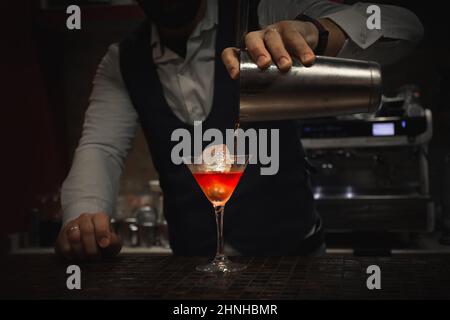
[139,0,202,29]
[155,17,197,30]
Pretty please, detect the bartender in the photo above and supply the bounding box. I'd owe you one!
[55,0,423,260]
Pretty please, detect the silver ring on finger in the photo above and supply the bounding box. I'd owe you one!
[68,225,80,233]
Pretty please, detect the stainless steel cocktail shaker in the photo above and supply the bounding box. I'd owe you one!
[239,51,382,122]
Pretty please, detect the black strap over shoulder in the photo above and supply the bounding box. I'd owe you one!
[236,0,261,47]
[248,0,261,32]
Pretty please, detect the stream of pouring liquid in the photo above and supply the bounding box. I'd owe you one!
[233,121,240,159]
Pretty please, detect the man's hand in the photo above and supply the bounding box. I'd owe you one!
[222,20,318,79]
[222,19,346,79]
[55,212,122,261]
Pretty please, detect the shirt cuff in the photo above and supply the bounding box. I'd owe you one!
[321,7,383,50]
[62,200,112,226]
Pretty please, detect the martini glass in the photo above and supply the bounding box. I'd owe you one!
[185,153,248,273]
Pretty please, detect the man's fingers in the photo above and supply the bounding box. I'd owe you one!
[221,47,240,79]
[79,214,99,259]
[281,28,315,66]
[93,213,111,248]
[245,31,272,69]
[222,21,318,78]
[101,232,122,258]
[264,27,292,72]
[66,222,85,260]
[58,213,120,261]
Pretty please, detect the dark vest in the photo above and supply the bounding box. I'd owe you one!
[119,0,319,256]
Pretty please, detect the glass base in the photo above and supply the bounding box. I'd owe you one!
[196,256,246,273]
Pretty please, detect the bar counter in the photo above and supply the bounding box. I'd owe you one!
[1,254,450,299]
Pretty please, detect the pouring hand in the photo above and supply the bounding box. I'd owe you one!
[222,19,346,79]
[222,20,318,80]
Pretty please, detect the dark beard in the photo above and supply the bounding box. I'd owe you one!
[138,0,202,29]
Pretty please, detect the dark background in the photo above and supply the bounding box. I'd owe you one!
[1,1,449,247]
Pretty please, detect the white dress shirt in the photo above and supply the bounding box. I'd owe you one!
[61,0,424,224]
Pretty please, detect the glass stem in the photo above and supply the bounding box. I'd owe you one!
[214,205,226,261]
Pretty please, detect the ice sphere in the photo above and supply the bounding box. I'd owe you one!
[202,144,232,172]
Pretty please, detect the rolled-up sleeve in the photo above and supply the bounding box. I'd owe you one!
[61,44,139,225]
[314,2,423,49]
[258,0,424,65]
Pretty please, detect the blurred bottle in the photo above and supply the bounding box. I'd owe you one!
[115,180,145,220]
[399,84,425,117]
[138,180,152,207]
[136,205,157,247]
[22,191,62,248]
[149,180,170,248]
[28,208,40,247]
[38,191,62,247]
[117,217,139,247]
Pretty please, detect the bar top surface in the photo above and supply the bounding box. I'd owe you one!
[1,254,449,299]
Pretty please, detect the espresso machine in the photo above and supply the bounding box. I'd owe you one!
[298,86,434,237]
